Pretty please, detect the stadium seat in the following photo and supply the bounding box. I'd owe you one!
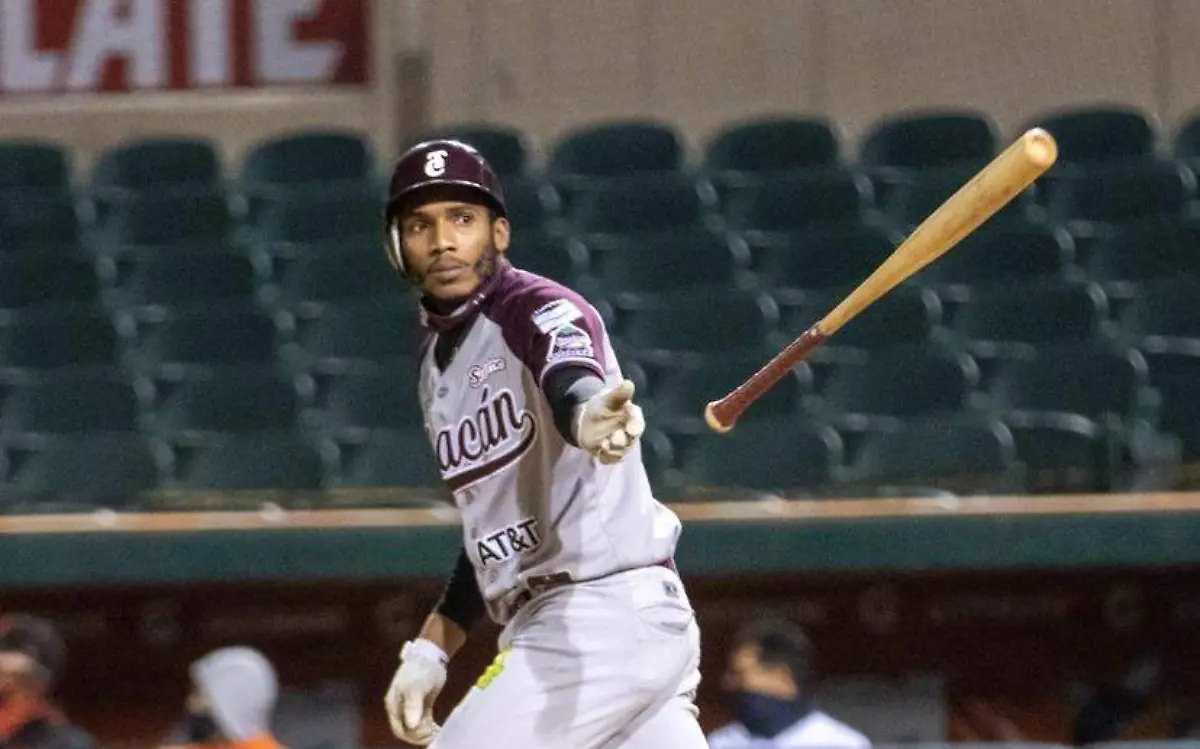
[1174,115,1200,161]
[565,175,718,235]
[784,285,942,351]
[1085,222,1200,298]
[1006,411,1113,493]
[4,432,165,504]
[1026,105,1157,165]
[704,117,840,176]
[0,140,70,192]
[882,166,1038,230]
[677,419,844,497]
[637,429,679,492]
[0,311,127,372]
[0,369,148,436]
[0,193,84,254]
[611,290,779,365]
[549,120,684,179]
[151,366,309,435]
[723,171,872,233]
[1044,161,1195,225]
[110,249,268,315]
[916,223,1076,302]
[131,307,283,373]
[806,344,980,431]
[859,111,998,169]
[501,177,562,235]
[0,252,100,313]
[250,189,383,245]
[317,365,424,433]
[97,190,235,249]
[753,224,899,301]
[91,137,221,194]
[335,427,442,488]
[276,241,401,312]
[508,234,589,286]
[645,358,811,435]
[1141,350,1200,467]
[840,416,1025,495]
[287,296,423,374]
[412,124,529,177]
[241,130,375,189]
[171,432,332,491]
[1119,277,1200,348]
[951,281,1108,364]
[583,228,752,296]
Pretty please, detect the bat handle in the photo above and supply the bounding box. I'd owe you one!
[704,326,828,433]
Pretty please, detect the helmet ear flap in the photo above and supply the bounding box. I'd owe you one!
[384,213,408,277]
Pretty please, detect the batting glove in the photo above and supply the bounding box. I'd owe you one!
[384,638,448,746]
[574,379,645,465]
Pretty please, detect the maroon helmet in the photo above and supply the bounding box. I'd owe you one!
[384,139,507,278]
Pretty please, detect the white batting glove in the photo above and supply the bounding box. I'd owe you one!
[573,379,645,465]
[384,639,448,746]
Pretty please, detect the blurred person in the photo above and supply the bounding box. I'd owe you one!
[158,647,282,749]
[0,615,94,749]
[708,617,870,749]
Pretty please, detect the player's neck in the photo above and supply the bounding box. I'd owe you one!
[419,258,510,332]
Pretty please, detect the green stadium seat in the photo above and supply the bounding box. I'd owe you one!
[97,190,235,249]
[151,366,309,435]
[565,175,718,235]
[637,428,678,493]
[806,344,980,432]
[840,416,1025,495]
[0,252,100,313]
[501,177,562,235]
[1005,411,1113,493]
[1085,222,1200,299]
[643,357,811,435]
[723,171,872,233]
[109,249,268,317]
[917,222,1076,302]
[0,368,148,436]
[251,189,383,245]
[882,166,1038,230]
[508,234,589,286]
[611,290,779,366]
[1142,351,1200,467]
[4,432,166,505]
[860,111,998,169]
[317,364,424,434]
[0,310,127,373]
[951,281,1108,364]
[1026,105,1157,165]
[131,307,283,373]
[583,228,752,296]
[171,432,332,491]
[677,419,843,498]
[334,427,442,488]
[0,140,70,192]
[753,224,899,301]
[1045,161,1195,225]
[784,285,942,351]
[0,193,84,254]
[287,296,423,374]
[241,130,375,189]
[1174,115,1200,161]
[412,124,529,177]
[276,242,400,313]
[91,137,221,193]
[705,117,840,176]
[1120,277,1200,348]
[549,120,684,179]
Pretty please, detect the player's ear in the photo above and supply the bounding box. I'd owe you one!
[492,215,511,254]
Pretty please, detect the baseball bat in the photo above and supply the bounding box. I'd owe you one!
[704,127,1058,433]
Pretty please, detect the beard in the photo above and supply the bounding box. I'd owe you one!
[408,243,500,294]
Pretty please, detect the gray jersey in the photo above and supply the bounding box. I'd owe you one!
[417,265,682,624]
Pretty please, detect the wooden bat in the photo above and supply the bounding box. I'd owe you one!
[704,127,1059,433]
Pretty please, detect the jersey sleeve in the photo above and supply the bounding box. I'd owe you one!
[433,548,485,633]
[500,288,609,390]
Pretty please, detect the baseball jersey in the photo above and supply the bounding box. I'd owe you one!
[417,262,682,625]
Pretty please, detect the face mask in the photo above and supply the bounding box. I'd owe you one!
[729,690,810,738]
[184,710,221,744]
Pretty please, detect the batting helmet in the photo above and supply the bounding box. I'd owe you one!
[384,139,507,279]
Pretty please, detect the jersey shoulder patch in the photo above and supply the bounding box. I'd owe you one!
[531,298,584,334]
[546,321,595,364]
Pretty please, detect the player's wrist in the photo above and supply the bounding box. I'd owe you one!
[403,637,449,667]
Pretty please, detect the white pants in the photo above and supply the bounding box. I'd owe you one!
[431,565,708,749]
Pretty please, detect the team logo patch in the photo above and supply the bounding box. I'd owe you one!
[424,149,448,177]
[476,517,541,567]
[532,298,583,333]
[468,357,507,388]
[546,322,594,364]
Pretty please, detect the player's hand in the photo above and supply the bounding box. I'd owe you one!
[384,638,448,746]
[574,379,645,465]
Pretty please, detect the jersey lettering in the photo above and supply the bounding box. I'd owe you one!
[434,387,537,490]
[531,299,583,333]
[476,518,541,566]
[424,149,449,177]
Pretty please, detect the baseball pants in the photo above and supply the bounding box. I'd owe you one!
[430,564,708,749]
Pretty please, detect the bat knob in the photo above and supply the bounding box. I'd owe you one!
[704,402,735,434]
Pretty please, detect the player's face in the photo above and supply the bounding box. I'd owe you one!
[723,644,798,699]
[396,199,511,301]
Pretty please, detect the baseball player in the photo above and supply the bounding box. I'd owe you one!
[380,139,708,749]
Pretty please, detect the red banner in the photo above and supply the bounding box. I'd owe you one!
[0,0,369,96]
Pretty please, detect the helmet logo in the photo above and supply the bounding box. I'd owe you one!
[424,149,449,177]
